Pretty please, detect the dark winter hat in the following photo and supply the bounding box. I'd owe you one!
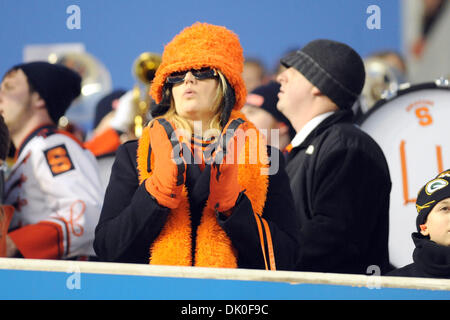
[245,81,296,139]
[280,39,366,110]
[415,169,450,231]
[93,89,126,128]
[12,61,81,124]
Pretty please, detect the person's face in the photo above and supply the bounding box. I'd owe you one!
[243,63,264,93]
[171,70,220,126]
[241,105,279,145]
[242,105,277,132]
[421,197,450,246]
[276,67,314,121]
[0,69,33,134]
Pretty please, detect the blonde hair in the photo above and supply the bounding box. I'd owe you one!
[151,70,228,139]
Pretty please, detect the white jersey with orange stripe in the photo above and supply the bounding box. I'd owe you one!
[4,125,104,259]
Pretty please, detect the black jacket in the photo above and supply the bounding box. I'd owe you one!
[94,140,301,270]
[387,233,450,279]
[286,110,392,274]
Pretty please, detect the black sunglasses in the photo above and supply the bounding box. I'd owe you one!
[166,68,218,84]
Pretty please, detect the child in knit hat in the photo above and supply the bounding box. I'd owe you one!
[387,170,450,278]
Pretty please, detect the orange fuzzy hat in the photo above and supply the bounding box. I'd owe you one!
[150,22,246,111]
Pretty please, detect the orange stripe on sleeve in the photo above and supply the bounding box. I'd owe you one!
[84,127,121,157]
[8,221,64,259]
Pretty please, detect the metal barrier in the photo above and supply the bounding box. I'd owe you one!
[0,258,448,300]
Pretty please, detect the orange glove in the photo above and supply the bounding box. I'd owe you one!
[207,118,247,214]
[0,205,14,257]
[145,119,187,209]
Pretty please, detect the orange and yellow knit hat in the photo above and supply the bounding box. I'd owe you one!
[150,22,246,111]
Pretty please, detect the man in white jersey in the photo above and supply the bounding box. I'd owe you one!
[0,62,103,259]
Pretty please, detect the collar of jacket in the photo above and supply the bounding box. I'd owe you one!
[136,110,270,268]
[412,232,450,277]
[14,124,56,160]
[290,109,354,154]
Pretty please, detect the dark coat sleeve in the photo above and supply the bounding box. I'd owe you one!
[217,147,301,271]
[297,144,391,274]
[385,264,418,277]
[94,141,170,263]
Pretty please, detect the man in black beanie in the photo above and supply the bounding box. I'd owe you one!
[277,39,392,274]
[0,62,103,259]
[387,170,450,278]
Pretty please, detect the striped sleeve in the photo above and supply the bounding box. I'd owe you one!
[8,220,67,259]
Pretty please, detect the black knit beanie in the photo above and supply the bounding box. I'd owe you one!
[416,170,450,232]
[246,81,296,139]
[94,89,127,128]
[12,62,81,124]
[280,39,366,110]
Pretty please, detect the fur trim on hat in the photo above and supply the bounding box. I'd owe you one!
[150,22,246,112]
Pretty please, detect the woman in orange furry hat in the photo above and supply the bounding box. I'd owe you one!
[94,22,300,270]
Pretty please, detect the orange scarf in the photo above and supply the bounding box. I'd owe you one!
[136,110,269,268]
